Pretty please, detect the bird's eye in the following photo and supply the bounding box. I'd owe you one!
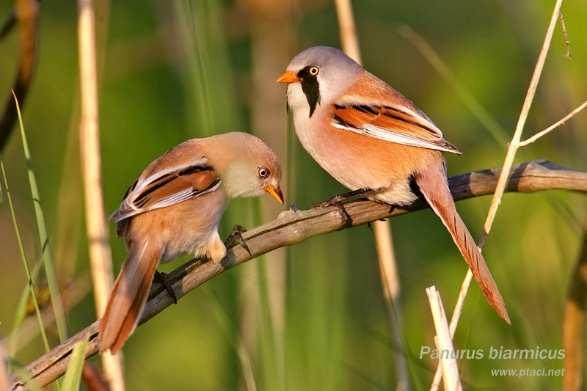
[308,66,319,76]
[257,167,270,179]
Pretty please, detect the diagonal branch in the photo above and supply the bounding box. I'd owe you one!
[10,159,587,390]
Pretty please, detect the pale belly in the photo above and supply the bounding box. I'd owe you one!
[293,113,438,205]
[126,190,227,263]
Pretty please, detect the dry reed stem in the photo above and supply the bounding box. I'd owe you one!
[481,0,563,235]
[519,100,587,146]
[334,1,408,388]
[431,1,566,388]
[77,0,124,389]
[373,221,409,390]
[559,11,571,59]
[430,272,472,390]
[426,286,462,391]
[11,159,587,389]
[334,0,361,62]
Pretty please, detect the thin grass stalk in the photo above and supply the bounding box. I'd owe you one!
[13,93,68,342]
[519,100,587,146]
[334,1,409,388]
[6,278,90,354]
[77,0,124,389]
[397,26,508,146]
[62,337,89,391]
[253,200,283,390]
[373,222,409,391]
[237,343,258,391]
[430,0,565,388]
[53,103,82,282]
[9,257,43,355]
[481,0,563,237]
[1,161,50,353]
[426,286,462,391]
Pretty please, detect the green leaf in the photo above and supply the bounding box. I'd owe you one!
[61,337,89,391]
[13,92,68,342]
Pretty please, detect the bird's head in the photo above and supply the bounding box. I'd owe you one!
[211,132,283,204]
[277,46,361,117]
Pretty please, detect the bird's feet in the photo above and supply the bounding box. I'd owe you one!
[319,197,355,229]
[154,270,178,304]
[316,188,373,208]
[226,224,252,256]
[314,188,373,229]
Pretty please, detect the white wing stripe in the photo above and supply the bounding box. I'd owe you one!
[332,121,459,154]
[111,157,220,222]
[148,180,221,210]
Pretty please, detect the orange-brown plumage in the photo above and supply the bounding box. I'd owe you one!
[99,132,283,353]
[280,45,510,323]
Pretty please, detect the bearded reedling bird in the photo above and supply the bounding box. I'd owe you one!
[277,46,510,323]
[99,132,284,353]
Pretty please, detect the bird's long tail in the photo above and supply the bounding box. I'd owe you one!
[415,161,510,324]
[98,241,162,353]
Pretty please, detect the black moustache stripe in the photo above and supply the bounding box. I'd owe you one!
[297,66,321,117]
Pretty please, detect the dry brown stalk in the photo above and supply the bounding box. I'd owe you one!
[431,1,569,388]
[333,1,409,388]
[10,159,587,390]
[77,0,124,389]
[519,100,587,147]
[426,286,462,391]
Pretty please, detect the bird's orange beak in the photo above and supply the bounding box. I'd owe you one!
[264,184,284,204]
[276,71,299,84]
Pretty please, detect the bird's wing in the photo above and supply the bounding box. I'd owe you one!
[331,74,461,154]
[111,157,221,222]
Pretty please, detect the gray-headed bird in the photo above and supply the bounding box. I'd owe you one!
[278,46,509,323]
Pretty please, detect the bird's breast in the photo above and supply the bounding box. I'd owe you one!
[292,107,439,205]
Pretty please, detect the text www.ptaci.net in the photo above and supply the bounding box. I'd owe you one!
[490,367,565,377]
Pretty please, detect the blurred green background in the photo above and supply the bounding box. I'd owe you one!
[1,0,586,389]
